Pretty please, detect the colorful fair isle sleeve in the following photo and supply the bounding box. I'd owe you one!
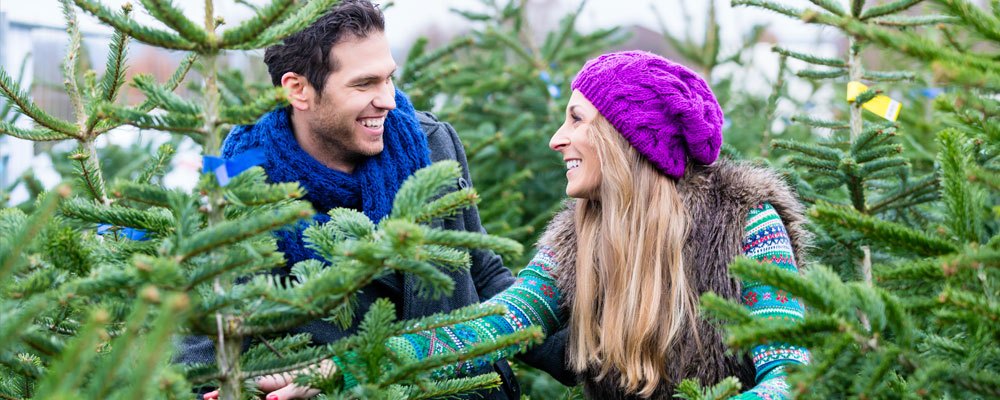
[731,202,810,400]
[384,248,563,378]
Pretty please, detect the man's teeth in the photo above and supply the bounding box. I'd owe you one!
[360,118,384,128]
[566,160,582,170]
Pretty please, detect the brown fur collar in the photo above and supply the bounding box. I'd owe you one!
[538,159,811,399]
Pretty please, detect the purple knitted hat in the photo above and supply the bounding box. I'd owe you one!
[571,50,723,179]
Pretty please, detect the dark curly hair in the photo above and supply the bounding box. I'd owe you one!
[263,0,384,95]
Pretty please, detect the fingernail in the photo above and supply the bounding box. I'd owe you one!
[266,395,278,400]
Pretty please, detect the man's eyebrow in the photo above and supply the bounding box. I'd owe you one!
[347,67,397,85]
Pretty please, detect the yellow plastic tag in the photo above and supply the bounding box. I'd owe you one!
[846,81,901,121]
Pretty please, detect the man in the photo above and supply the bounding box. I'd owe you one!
[176,1,574,399]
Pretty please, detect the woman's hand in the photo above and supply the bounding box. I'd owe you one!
[202,359,334,400]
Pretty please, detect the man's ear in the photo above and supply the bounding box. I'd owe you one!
[281,72,312,111]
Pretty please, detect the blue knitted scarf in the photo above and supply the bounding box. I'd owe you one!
[222,89,431,268]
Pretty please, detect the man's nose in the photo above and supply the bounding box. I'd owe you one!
[373,80,396,110]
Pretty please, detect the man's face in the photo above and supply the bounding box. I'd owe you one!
[305,32,397,165]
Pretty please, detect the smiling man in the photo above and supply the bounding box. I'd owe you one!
[174,1,573,399]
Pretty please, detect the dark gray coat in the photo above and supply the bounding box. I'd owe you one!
[175,111,574,399]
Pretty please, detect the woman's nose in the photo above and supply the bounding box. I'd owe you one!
[550,127,569,152]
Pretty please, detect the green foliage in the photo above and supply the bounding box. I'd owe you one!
[689,0,1000,398]
[396,0,628,261]
[1,2,537,400]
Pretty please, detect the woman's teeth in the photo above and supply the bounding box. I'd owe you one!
[566,160,582,170]
[360,118,384,128]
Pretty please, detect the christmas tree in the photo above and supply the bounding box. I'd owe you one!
[688,0,1000,398]
[0,1,539,399]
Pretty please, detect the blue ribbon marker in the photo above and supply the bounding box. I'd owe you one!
[202,147,266,186]
[539,70,561,99]
[97,223,149,241]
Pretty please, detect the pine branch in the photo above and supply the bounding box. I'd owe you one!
[396,303,507,335]
[59,0,87,130]
[851,0,864,17]
[970,166,1000,191]
[61,197,173,234]
[732,0,805,20]
[853,86,883,106]
[772,139,843,161]
[860,157,907,176]
[851,123,898,154]
[807,0,846,16]
[110,181,174,208]
[938,288,999,324]
[225,182,305,207]
[542,0,586,61]
[413,189,479,224]
[136,143,176,184]
[772,45,846,67]
[131,74,200,114]
[806,12,998,73]
[0,68,79,137]
[225,0,341,50]
[867,174,939,214]
[138,0,209,46]
[96,5,131,107]
[184,245,283,291]
[937,0,1000,43]
[381,327,543,386]
[870,14,959,26]
[0,121,74,141]
[401,38,475,85]
[860,0,924,20]
[809,202,958,256]
[73,0,196,50]
[863,69,918,82]
[420,226,523,257]
[854,144,903,163]
[937,129,987,243]
[177,202,313,261]
[787,155,842,175]
[218,87,287,125]
[219,0,297,48]
[99,103,204,134]
[405,374,503,400]
[390,161,466,220]
[796,68,848,80]
[791,114,850,130]
[674,377,742,400]
[69,146,107,202]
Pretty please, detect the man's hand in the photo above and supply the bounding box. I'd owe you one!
[202,359,334,400]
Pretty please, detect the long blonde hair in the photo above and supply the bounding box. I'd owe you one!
[568,115,699,397]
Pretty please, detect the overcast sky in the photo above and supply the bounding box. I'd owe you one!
[1,0,830,52]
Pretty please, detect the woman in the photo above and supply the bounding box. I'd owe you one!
[248,51,811,400]
[387,51,811,399]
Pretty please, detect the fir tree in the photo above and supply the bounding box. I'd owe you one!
[0,1,540,399]
[691,0,1000,398]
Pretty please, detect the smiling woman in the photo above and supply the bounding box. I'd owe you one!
[549,92,605,199]
[386,50,812,400]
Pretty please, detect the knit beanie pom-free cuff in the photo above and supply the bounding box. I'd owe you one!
[571,50,723,179]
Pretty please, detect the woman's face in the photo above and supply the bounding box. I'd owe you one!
[550,90,602,200]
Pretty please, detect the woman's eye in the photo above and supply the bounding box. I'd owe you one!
[571,114,582,122]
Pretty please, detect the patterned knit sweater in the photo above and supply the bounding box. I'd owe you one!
[386,203,809,399]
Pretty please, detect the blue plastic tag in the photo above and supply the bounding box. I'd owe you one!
[202,147,266,186]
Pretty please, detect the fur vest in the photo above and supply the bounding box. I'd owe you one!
[538,159,812,399]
